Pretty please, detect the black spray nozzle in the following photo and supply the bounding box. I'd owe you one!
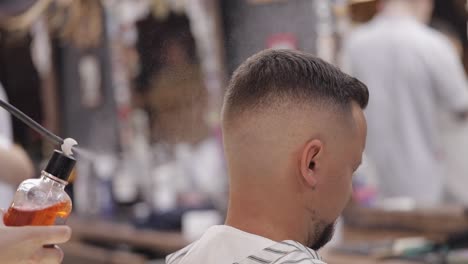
[44,150,76,182]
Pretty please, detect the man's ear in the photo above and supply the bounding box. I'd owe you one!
[300,139,323,188]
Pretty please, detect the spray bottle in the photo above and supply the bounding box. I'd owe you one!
[0,98,78,226]
[3,140,77,226]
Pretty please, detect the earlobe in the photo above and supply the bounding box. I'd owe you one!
[300,139,322,188]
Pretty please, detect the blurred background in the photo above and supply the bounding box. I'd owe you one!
[1,0,468,263]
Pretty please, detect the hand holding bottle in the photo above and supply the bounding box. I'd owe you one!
[0,209,71,264]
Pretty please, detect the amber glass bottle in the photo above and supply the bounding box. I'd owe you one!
[3,150,75,226]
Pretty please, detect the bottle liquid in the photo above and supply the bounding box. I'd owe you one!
[3,150,76,226]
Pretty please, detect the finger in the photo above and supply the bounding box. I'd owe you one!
[24,225,72,245]
[32,246,64,264]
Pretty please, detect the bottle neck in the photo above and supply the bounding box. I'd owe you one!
[41,171,68,189]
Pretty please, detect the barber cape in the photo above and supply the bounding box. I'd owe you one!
[166,225,326,264]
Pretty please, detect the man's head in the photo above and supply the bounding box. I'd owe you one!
[379,0,434,24]
[222,49,368,250]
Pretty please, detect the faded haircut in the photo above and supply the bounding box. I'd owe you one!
[222,49,369,123]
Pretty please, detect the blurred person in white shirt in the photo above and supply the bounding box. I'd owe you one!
[431,20,468,204]
[342,0,468,206]
[0,84,34,208]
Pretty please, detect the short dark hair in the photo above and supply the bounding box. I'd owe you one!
[222,49,369,121]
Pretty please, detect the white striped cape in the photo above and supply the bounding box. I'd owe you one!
[166,240,326,264]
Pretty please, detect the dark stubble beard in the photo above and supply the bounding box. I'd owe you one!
[308,222,335,250]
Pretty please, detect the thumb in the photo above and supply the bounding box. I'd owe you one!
[23,225,72,245]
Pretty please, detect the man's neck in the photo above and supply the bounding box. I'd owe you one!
[381,2,419,22]
[225,189,309,245]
